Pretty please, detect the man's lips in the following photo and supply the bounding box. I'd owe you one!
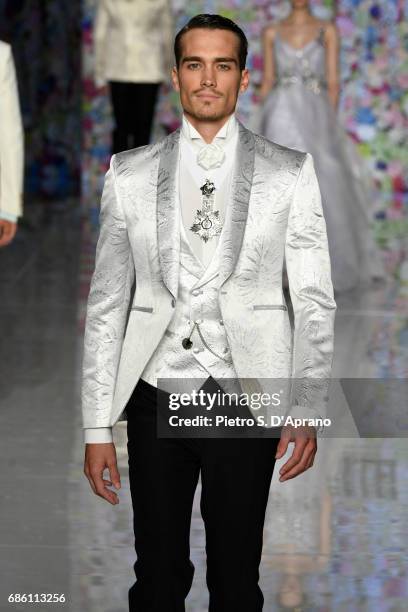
[196,93,221,99]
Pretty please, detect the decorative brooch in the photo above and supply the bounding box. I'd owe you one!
[190,178,223,243]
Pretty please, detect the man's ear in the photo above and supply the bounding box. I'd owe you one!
[239,68,250,93]
[171,66,180,91]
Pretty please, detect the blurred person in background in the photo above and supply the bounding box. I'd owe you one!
[0,39,24,248]
[94,0,174,153]
[257,0,385,293]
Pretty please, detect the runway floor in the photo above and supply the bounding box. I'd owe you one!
[0,205,406,611]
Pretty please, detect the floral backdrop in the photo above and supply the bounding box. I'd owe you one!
[82,0,407,271]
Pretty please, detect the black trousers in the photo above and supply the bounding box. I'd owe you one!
[126,377,280,612]
[108,81,161,154]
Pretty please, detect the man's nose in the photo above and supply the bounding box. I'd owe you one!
[200,68,216,86]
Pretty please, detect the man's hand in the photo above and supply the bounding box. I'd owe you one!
[84,442,121,505]
[275,425,317,482]
[0,220,17,247]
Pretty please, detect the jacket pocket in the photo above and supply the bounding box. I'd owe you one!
[252,304,287,311]
[130,305,154,313]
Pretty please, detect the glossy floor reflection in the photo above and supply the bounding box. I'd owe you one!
[0,209,406,612]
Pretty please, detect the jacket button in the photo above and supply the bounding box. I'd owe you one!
[171,298,176,307]
[219,319,224,325]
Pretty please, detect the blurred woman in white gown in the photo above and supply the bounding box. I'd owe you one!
[256,0,385,293]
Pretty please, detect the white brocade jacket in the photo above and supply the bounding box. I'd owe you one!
[93,0,174,87]
[81,120,337,442]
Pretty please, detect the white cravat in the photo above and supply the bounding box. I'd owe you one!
[181,112,238,176]
[196,141,226,170]
[179,113,239,266]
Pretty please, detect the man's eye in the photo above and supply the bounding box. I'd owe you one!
[187,63,200,69]
[218,64,231,70]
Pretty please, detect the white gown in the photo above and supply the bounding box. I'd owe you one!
[255,25,386,293]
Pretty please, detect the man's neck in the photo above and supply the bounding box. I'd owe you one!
[183,111,234,144]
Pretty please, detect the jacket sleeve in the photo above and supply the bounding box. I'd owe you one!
[0,44,24,218]
[81,154,135,443]
[284,152,337,430]
[93,0,109,87]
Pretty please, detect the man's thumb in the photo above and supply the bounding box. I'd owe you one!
[275,431,291,458]
[109,463,121,489]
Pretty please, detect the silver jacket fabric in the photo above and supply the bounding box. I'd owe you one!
[81,120,337,438]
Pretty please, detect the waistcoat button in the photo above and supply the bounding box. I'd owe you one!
[191,289,200,296]
[193,347,201,354]
[171,298,176,307]
[219,319,224,325]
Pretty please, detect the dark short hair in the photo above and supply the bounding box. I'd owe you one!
[174,13,248,71]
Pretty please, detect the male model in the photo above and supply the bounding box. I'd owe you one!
[0,40,24,248]
[82,14,336,611]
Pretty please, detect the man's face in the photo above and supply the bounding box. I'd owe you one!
[172,28,249,122]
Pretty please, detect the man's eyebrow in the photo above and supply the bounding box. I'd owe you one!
[181,56,238,65]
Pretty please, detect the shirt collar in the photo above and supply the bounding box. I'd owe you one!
[181,112,238,147]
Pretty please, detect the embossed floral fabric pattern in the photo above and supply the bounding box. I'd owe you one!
[285,153,337,421]
[81,156,135,429]
[81,121,336,440]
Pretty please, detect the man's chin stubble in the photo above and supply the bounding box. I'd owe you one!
[190,104,226,121]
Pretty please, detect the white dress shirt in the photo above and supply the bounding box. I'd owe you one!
[178,113,239,266]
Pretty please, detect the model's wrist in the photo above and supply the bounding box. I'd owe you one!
[83,427,113,444]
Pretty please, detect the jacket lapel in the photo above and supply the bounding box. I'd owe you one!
[157,127,181,301]
[218,120,255,289]
[156,119,255,299]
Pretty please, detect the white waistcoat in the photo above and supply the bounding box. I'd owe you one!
[140,149,240,395]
